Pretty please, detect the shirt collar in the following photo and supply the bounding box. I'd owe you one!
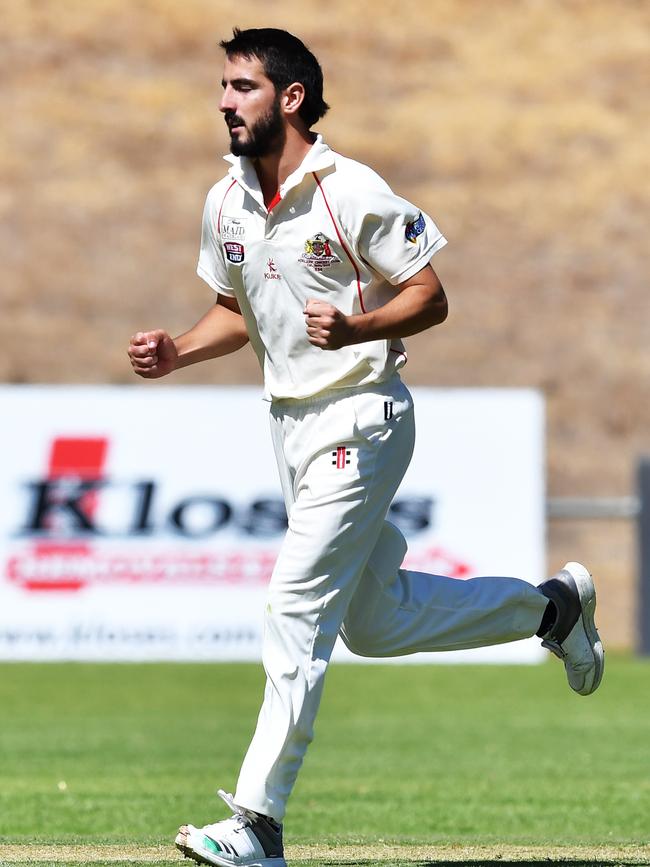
[223,134,335,204]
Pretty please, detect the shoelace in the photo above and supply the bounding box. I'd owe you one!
[217,789,258,828]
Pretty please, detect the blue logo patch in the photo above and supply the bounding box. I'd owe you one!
[405,212,426,244]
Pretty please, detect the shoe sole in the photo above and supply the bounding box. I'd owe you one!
[564,561,604,695]
[175,831,286,867]
[176,838,215,867]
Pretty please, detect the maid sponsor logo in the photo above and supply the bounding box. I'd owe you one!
[221,216,247,242]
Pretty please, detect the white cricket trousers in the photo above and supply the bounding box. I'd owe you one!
[234,377,547,822]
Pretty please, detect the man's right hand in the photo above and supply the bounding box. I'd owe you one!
[128,330,178,378]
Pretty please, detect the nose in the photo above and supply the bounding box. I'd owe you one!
[219,84,235,114]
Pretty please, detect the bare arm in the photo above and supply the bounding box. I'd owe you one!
[304,264,447,350]
[128,295,249,378]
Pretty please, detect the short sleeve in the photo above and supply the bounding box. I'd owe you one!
[196,191,236,297]
[356,183,447,286]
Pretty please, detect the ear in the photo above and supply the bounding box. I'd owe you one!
[282,82,306,117]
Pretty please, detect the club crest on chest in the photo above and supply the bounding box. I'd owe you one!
[299,233,341,271]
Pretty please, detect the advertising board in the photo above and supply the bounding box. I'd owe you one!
[0,385,545,662]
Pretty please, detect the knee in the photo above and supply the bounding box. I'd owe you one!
[339,627,367,657]
[339,617,380,657]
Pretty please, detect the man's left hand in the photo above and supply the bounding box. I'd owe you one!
[304,299,353,350]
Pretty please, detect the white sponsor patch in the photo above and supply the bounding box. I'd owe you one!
[221,216,247,243]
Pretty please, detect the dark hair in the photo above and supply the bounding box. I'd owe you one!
[219,27,329,128]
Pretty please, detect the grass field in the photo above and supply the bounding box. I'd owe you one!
[0,658,649,866]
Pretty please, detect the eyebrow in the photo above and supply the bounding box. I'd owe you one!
[221,77,258,88]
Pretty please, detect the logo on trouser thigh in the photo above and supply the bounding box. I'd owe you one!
[332,446,351,469]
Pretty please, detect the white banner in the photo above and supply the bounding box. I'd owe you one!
[0,385,545,662]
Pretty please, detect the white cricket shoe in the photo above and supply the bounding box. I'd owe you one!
[537,561,604,695]
[175,789,286,867]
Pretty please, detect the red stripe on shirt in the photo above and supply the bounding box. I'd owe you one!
[312,172,366,314]
[217,179,238,235]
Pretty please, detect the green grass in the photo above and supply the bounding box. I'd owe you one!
[0,658,648,864]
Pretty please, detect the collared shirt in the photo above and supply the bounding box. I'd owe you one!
[197,135,447,400]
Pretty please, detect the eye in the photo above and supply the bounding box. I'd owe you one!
[232,80,255,93]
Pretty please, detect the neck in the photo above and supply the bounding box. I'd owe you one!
[254,126,315,207]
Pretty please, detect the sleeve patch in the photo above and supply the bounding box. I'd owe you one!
[405,212,426,243]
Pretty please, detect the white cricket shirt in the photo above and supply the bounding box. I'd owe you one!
[197,135,447,400]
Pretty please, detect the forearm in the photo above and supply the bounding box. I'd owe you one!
[174,303,249,369]
[346,280,448,344]
[304,265,448,351]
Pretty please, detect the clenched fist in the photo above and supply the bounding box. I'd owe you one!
[128,330,178,378]
[304,299,353,350]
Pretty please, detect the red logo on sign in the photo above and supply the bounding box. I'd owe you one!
[14,437,109,591]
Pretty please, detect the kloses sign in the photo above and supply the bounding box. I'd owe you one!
[0,386,544,662]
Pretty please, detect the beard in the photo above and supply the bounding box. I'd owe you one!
[226,96,286,158]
